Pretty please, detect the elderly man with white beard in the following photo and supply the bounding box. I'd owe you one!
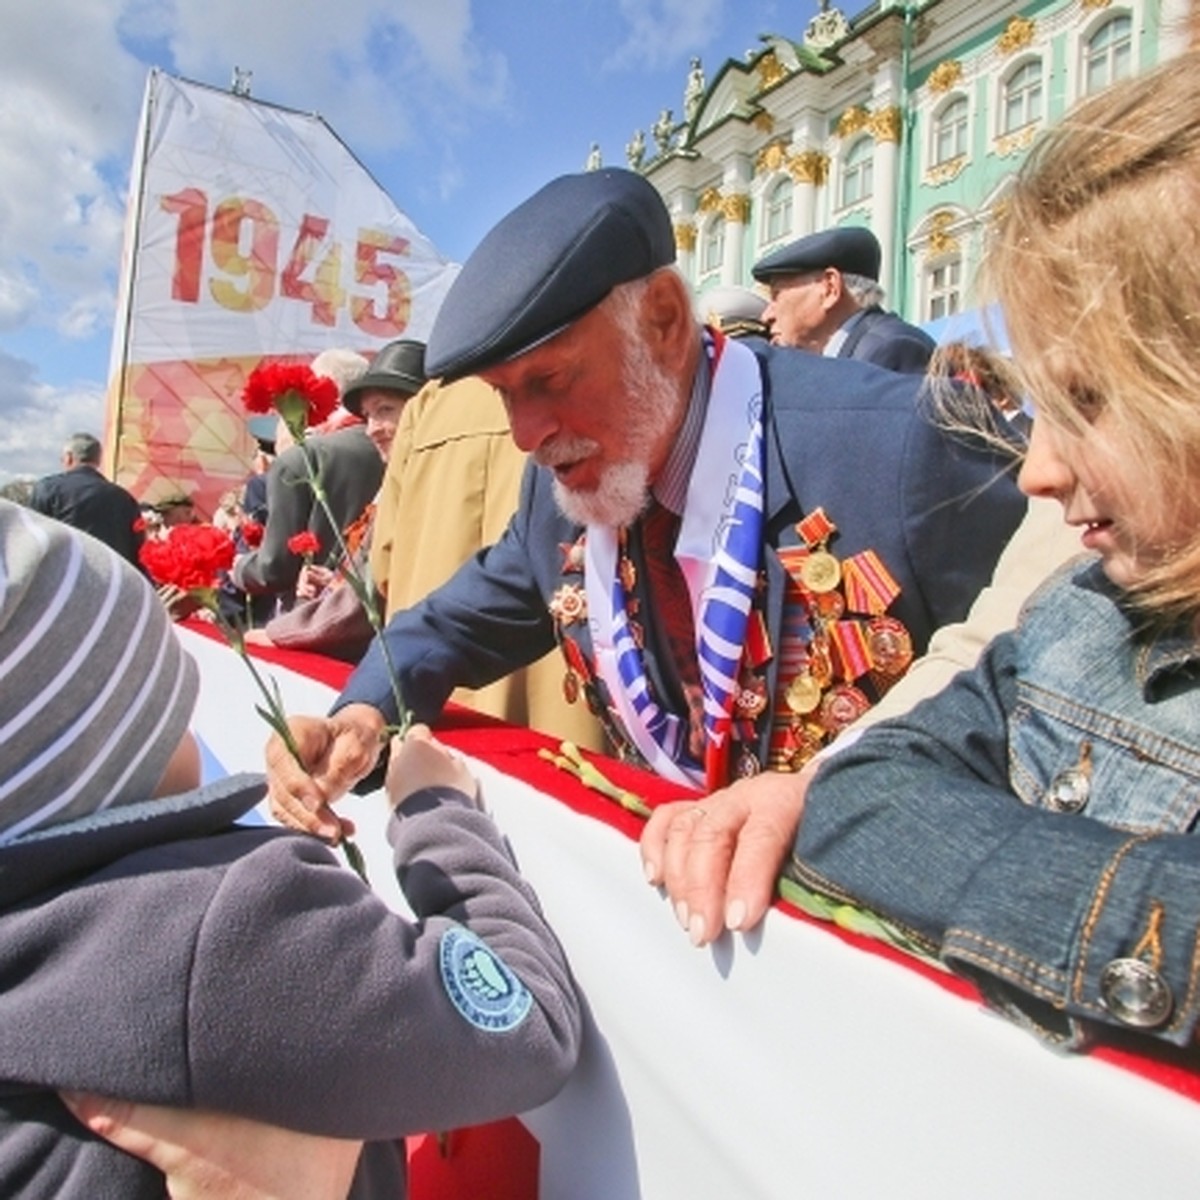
[263,169,1026,921]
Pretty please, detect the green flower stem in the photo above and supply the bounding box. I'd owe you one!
[208,600,369,884]
[537,741,652,819]
[297,438,411,737]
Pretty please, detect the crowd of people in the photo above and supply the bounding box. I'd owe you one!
[4,35,1200,1197]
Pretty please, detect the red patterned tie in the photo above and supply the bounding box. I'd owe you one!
[639,501,706,759]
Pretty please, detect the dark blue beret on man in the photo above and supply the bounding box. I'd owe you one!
[426,169,676,381]
[752,225,882,282]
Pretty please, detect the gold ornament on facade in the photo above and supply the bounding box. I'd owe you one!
[1081,0,1112,9]
[997,15,1036,55]
[927,59,963,95]
[789,150,829,185]
[674,222,697,252]
[926,211,960,258]
[721,193,752,224]
[756,49,787,89]
[755,141,789,175]
[752,111,775,134]
[836,105,871,138]
[924,154,968,187]
[868,106,902,144]
[995,124,1038,158]
[698,186,723,214]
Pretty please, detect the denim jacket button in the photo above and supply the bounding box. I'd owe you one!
[1045,767,1090,813]
[1099,958,1174,1028]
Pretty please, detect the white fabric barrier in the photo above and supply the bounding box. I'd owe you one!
[182,629,1200,1200]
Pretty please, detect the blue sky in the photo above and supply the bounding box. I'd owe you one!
[0,0,824,483]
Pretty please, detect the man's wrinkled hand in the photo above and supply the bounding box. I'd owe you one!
[639,765,814,947]
[265,704,385,841]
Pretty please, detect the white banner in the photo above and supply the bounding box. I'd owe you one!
[104,70,459,518]
[182,629,1200,1200]
[115,70,457,364]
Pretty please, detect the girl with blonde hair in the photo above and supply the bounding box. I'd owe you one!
[795,47,1200,1052]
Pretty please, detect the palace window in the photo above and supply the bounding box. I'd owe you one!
[701,218,725,275]
[1002,60,1043,134]
[763,178,794,245]
[932,96,969,166]
[1085,15,1133,95]
[925,257,962,322]
[841,137,874,209]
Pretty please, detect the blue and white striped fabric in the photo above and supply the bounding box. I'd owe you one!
[609,571,690,765]
[605,413,765,771]
[697,417,765,745]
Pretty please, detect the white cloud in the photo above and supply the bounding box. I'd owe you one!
[0,351,106,485]
[0,0,144,353]
[606,0,727,72]
[160,0,510,156]
[0,0,507,366]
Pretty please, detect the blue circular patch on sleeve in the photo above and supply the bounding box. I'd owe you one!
[439,926,533,1033]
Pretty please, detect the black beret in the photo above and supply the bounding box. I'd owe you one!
[752,226,881,283]
[341,339,427,417]
[426,169,676,381]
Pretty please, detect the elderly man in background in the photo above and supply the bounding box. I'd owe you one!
[29,432,143,566]
[753,226,935,374]
[262,168,1025,847]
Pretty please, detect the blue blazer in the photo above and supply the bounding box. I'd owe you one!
[840,306,937,375]
[340,345,1026,766]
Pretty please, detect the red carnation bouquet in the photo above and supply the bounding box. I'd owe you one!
[140,520,367,880]
[243,362,340,433]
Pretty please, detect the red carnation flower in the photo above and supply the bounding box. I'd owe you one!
[140,524,236,593]
[241,519,265,548]
[242,361,340,431]
[287,530,322,559]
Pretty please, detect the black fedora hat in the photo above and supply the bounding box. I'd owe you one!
[341,339,427,417]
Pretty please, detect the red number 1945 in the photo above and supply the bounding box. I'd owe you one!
[160,188,411,337]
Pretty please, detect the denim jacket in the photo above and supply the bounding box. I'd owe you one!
[795,558,1200,1049]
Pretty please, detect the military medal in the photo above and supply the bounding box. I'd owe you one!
[559,536,586,574]
[814,590,845,620]
[618,554,637,593]
[819,684,871,733]
[563,670,580,704]
[785,672,821,714]
[799,550,841,594]
[866,616,913,675]
[548,583,587,627]
[736,747,761,777]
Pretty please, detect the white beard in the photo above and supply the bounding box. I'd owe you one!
[552,461,651,528]
[541,289,684,530]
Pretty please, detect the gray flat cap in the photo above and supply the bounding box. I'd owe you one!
[752,226,881,282]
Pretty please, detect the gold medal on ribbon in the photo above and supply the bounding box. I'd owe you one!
[785,672,822,714]
[800,550,841,594]
[563,670,580,704]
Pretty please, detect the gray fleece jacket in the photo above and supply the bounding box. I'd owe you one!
[0,774,582,1198]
